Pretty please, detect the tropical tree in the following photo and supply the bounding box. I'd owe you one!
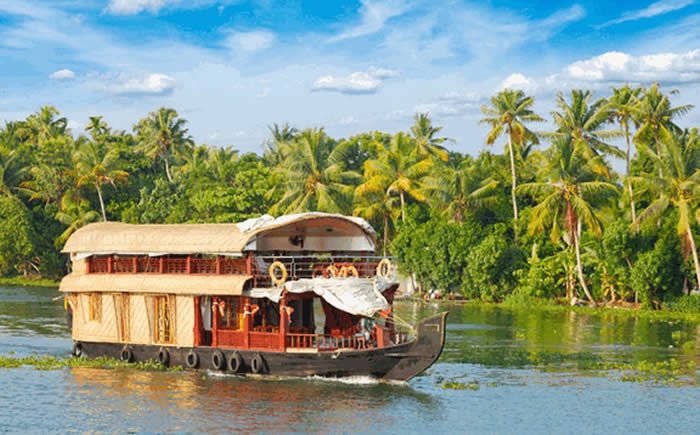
[632,83,694,178]
[135,108,193,182]
[356,132,433,222]
[607,85,642,221]
[517,137,619,304]
[550,89,625,166]
[54,194,100,248]
[264,123,297,167]
[85,116,110,141]
[479,89,544,228]
[410,113,450,161]
[0,146,29,197]
[631,130,700,292]
[208,146,238,184]
[74,139,129,221]
[422,158,500,224]
[268,128,360,214]
[22,106,68,144]
[353,190,399,255]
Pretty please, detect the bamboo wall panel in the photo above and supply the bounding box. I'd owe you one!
[175,296,194,347]
[74,294,119,343]
[127,295,152,345]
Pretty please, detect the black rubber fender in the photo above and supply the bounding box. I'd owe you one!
[72,342,83,357]
[120,347,133,363]
[157,347,170,366]
[185,349,199,368]
[250,353,265,374]
[211,350,225,370]
[228,351,243,373]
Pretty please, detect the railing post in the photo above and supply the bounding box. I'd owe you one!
[211,297,219,347]
[86,256,92,274]
[279,301,287,352]
[216,255,221,275]
[246,253,252,275]
[186,255,192,274]
[159,256,164,274]
[107,255,113,274]
[132,256,138,273]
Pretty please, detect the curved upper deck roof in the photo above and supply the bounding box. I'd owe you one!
[61,213,377,255]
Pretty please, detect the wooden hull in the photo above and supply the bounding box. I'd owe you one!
[72,312,448,382]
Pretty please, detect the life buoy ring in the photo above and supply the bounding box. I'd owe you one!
[250,353,265,374]
[312,264,326,278]
[185,350,199,368]
[120,347,133,363]
[324,265,339,278]
[228,351,243,373]
[72,342,83,357]
[269,261,287,284]
[211,350,225,370]
[157,347,170,366]
[340,265,359,278]
[376,258,392,278]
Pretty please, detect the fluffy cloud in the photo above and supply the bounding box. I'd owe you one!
[499,73,537,92]
[328,0,412,42]
[312,67,400,94]
[49,69,75,81]
[225,30,276,53]
[565,49,700,83]
[98,73,176,96]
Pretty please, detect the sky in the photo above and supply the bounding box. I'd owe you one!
[1,0,700,157]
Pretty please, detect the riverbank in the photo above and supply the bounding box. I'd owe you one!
[399,294,700,324]
[0,276,60,288]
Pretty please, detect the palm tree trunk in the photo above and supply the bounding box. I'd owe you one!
[687,226,700,292]
[164,154,173,183]
[625,123,636,223]
[573,219,595,304]
[507,133,519,223]
[400,190,406,223]
[95,182,107,222]
[383,215,389,256]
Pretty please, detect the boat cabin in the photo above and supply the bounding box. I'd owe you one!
[59,213,402,357]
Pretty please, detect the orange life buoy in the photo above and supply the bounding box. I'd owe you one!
[269,261,287,284]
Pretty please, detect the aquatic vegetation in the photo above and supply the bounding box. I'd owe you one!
[441,381,479,390]
[0,354,183,372]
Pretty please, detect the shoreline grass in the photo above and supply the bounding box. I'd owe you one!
[0,276,60,288]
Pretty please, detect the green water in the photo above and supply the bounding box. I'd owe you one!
[1,285,698,433]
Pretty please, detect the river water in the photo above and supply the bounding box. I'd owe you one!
[0,285,698,434]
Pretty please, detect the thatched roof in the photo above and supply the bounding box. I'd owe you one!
[61,213,376,255]
[59,273,252,295]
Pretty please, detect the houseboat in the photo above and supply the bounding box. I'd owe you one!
[59,213,447,381]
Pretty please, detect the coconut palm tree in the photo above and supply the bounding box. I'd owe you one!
[517,136,619,304]
[0,147,29,197]
[264,123,298,167]
[135,108,193,182]
[86,116,110,141]
[55,193,100,248]
[631,129,700,292]
[268,128,360,214]
[550,89,625,166]
[479,89,544,227]
[632,83,694,178]
[22,106,68,144]
[356,132,433,222]
[74,139,129,221]
[410,113,450,161]
[422,158,500,224]
[607,85,642,221]
[208,146,238,184]
[353,189,400,255]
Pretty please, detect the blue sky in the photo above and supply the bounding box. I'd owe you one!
[1,0,700,156]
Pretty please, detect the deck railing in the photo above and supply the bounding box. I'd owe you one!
[286,333,369,350]
[86,255,248,275]
[252,255,396,287]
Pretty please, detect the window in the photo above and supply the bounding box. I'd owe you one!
[220,297,241,330]
[155,296,173,344]
[89,293,102,322]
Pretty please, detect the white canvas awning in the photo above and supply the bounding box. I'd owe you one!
[243,277,396,317]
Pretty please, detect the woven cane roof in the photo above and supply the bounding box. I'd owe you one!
[61,213,376,255]
[59,273,253,295]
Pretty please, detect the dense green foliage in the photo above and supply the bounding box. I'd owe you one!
[0,83,698,310]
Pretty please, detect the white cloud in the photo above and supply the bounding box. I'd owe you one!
[598,0,695,28]
[225,30,276,53]
[499,73,538,92]
[565,49,700,83]
[312,67,400,94]
[328,0,412,42]
[257,87,272,98]
[49,69,75,81]
[413,91,481,118]
[98,73,177,96]
[107,0,171,15]
[339,115,358,125]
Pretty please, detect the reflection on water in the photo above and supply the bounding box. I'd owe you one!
[1,285,699,433]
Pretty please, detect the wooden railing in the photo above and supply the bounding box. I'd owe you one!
[287,333,369,350]
[86,255,248,275]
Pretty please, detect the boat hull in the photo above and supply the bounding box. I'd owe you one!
[72,312,448,382]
